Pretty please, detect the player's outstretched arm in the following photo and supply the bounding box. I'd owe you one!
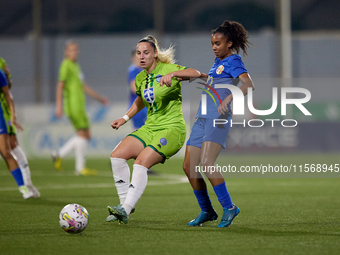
[111,96,144,130]
[160,68,207,87]
[83,83,109,105]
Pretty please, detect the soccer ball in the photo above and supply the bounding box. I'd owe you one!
[59,204,89,234]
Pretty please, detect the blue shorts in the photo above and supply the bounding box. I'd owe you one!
[0,112,8,135]
[188,113,232,149]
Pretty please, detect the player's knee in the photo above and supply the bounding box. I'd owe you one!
[182,160,190,172]
[110,148,131,159]
[134,158,146,166]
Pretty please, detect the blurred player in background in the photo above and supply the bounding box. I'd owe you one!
[0,58,40,198]
[0,68,37,199]
[183,20,254,227]
[128,49,147,130]
[52,40,109,176]
[106,35,207,224]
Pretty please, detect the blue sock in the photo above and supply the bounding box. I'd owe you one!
[11,168,25,186]
[213,182,233,209]
[193,189,214,212]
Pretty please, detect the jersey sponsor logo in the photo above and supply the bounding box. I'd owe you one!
[216,65,224,75]
[196,81,224,115]
[156,74,162,83]
[143,87,155,104]
[160,138,167,146]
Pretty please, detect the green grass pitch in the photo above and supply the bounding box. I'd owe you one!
[0,154,339,255]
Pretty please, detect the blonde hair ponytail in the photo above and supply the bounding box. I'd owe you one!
[138,35,176,64]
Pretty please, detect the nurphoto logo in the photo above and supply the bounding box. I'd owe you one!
[199,84,312,128]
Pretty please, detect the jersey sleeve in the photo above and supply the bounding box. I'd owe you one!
[0,58,7,70]
[229,56,248,78]
[0,70,8,88]
[0,58,11,79]
[58,61,68,82]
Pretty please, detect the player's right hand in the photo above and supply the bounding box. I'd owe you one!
[111,118,126,130]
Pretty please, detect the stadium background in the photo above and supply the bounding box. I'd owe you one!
[1,1,340,255]
[0,0,339,157]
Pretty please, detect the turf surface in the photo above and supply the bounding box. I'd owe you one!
[0,154,339,255]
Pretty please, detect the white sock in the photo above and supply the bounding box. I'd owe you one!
[59,136,78,158]
[123,164,148,215]
[75,136,87,172]
[12,146,32,186]
[111,157,130,205]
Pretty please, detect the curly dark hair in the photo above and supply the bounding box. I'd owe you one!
[212,20,250,55]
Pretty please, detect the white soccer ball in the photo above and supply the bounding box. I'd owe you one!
[59,203,89,234]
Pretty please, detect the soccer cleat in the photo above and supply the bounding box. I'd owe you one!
[217,205,240,228]
[76,168,98,176]
[51,151,62,171]
[107,205,129,224]
[19,185,34,199]
[27,184,40,198]
[106,214,117,222]
[188,209,218,226]
[106,207,135,222]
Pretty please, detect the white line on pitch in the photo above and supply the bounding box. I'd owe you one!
[0,175,188,192]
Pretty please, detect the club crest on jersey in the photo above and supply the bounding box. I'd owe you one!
[143,87,155,104]
[216,65,224,75]
[160,138,167,146]
[156,74,162,83]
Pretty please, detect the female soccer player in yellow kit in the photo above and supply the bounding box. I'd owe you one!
[53,41,109,175]
[106,35,208,224]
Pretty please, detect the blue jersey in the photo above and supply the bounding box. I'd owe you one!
[127,63,147,129]
[196,54,247,119]
[128,64,143,104]
[0,69,9,114]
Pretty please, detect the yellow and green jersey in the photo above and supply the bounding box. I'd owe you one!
[0,58,6,73]
[0,57,15,134]
[135,62,187,129]
[58,59,86,116]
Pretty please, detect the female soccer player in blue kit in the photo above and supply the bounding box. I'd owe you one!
[183,20,254,227]
[0,70,34,198]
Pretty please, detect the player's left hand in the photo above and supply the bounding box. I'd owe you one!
[218,95,232,115]
[160,73,173,87]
